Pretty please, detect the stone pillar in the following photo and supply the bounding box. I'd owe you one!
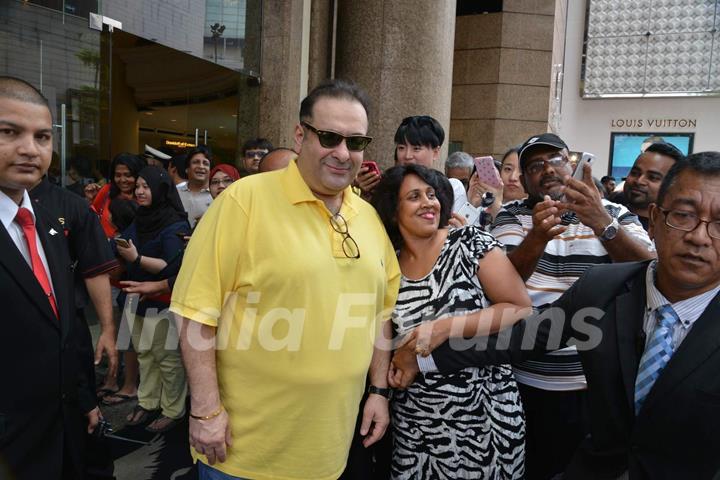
[307,0,332,90]
[244,0,263,76]
[451,1,556,159]
[258,0,309,149]
[334,0,457,170]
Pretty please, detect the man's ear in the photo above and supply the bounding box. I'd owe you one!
[294,123,304,153]
[648,203,657,240]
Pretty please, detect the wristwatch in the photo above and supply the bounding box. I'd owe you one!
[367,385,392,399]
[598,218,620,242]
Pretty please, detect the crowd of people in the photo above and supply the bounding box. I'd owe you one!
[2,73,720,480]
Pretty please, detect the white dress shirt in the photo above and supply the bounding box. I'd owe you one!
[448,177,468,214]
[643,260,720,349]
[0,189,55,295]
[177,183,212,228]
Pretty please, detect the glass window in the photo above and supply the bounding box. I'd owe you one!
[99,0,259,75]
[1,1,105,186]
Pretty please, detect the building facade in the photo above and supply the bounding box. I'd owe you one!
[1,0,717,182]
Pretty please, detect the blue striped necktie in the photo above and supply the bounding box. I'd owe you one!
[634,304,680,415]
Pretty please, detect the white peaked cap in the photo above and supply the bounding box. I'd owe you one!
[145,144,171,160]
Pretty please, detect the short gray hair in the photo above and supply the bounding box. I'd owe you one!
[445,151,474,171]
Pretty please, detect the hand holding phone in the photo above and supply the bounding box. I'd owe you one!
[361,161,381,177]
[473,156,502,189]
[456,202,480,225]
[114,237,130,249]
[572,152,595,181]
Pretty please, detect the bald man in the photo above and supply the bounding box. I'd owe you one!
[258,147,297,173]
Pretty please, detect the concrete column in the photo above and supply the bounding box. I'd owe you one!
[548,0,569,134]
[258,0,309,149]
[451,1,556,158]
[334,0,457,170]
[307,0,332,90]
[244,0,263,76]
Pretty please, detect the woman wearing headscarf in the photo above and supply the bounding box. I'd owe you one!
[89,153,147,237]
[115,166,190,433]
[208,164,241,199]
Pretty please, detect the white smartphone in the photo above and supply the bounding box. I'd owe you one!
[572,152,595,180]
[456,202,480,225]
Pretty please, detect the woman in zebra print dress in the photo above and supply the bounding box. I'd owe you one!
[372,164,531,479]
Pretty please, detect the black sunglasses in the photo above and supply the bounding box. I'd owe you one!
[301,122,372,152]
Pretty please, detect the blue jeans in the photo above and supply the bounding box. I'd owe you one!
[197,461,249,480]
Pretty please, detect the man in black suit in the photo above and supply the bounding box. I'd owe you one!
[391,151,720,479]
[0,76,99,479]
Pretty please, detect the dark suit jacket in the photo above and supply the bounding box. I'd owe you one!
[0,201,95,479]
[432,261,720,479]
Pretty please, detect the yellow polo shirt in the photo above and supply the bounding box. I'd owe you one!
[170,160,400,480]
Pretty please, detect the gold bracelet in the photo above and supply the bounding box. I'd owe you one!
[190,405,224,420]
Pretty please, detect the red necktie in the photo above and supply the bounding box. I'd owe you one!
[14,207,59,319]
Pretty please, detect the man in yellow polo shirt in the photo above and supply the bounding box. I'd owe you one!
[171,79,400,480]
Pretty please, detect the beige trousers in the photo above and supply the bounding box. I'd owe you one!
[131,313,187,419]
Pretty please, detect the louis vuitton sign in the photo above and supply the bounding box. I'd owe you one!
[610,118,697,129]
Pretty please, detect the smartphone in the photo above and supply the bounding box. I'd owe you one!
[473,156,502,189]
[456,202,480,225]
[361,161,381,177]
[114,237,130,248]
[572,152,596,181]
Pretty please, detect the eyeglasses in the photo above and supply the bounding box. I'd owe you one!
[210,178,235,187]
[301,122,372,152]
[525,155,569,176]
[330,213,360,259]
[657,207,720,239]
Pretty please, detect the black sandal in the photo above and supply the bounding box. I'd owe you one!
[126,405,158,426]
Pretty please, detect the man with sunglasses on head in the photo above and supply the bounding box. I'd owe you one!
[171,79,400,480]
[239,137,273,175]
[489,133,656,479]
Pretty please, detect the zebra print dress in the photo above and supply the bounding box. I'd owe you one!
[391,226,525,479]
